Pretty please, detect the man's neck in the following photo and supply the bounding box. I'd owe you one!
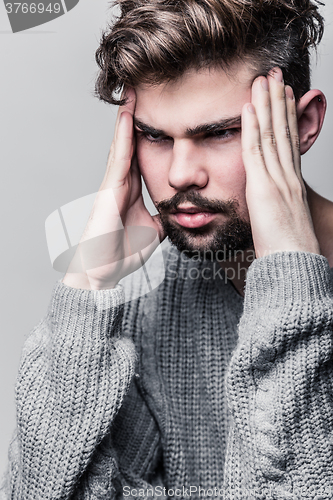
[219,184,333,297]
[306,183,333,267]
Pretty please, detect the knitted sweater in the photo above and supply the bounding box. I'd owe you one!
[2,245,333,499]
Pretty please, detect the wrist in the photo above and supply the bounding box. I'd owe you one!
[244,251,331,312]
[62,273,117,290]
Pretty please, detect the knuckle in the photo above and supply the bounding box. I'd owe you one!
[283,125,291,141]
[277,88,286,102]
[243,143,263,158]
[291,134,300,151]
[262,130,276,147]
[284,176,305,202]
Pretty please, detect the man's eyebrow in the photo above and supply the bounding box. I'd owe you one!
[186,116,242,136]
[134,119,165,137]
[134,116,242,137]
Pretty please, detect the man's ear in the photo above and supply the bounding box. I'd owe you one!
[297,89,327,155]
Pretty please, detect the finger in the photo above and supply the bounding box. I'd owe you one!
[285,85,302,181]
[102,89,137,188]
[107,110,135,186]
[241,101,270,180]
[105,87,136,173]
[267,68,295,176]
[251,76,283,180]
[114,87,136,139]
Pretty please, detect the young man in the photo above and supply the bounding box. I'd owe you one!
[3,0,333,498]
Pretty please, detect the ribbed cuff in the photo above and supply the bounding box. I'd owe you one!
[49,280,125,340]
[244,252,333,313]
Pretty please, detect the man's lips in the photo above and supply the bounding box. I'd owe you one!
[169,206,218,228]
[170,205,215,214]
[170,206,214,214]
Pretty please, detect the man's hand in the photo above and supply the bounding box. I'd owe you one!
[63,88,165,290]
[241,67,320,259]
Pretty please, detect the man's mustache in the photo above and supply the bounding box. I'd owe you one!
[155,191,239,214]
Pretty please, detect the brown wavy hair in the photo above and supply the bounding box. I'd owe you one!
[95,0,324,105]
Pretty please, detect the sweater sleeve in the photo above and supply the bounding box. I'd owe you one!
[1,281,137,500]
[224,252,333,500]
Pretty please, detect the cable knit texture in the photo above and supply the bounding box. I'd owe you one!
[2,246,333,499]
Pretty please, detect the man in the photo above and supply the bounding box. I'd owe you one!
[3,0,333,498]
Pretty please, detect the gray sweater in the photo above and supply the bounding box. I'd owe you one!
[2,246,333,499]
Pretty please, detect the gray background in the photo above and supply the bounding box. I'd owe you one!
[0,0,332,481]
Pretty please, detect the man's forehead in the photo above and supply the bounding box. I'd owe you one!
[134,64,254,134]
[136,61,256,93]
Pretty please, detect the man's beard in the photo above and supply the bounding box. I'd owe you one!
[155,191,253,261]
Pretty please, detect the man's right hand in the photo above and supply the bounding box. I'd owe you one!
[63,88,165,290]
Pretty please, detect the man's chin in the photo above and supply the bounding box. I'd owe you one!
[161,217,253,261]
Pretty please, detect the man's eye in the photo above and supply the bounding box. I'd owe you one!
[136,131,167,143]
[208,128,240,139]
[145,133,165,143]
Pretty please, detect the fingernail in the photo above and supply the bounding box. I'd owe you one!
[261,78,269,91]
[247,104,255,114]
[272,68,283,82]
[285,86,294,100]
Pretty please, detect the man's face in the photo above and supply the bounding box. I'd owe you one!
[134,63,256,258]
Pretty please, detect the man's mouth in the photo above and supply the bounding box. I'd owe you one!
[170,206,218,228]
[171,206,214,214]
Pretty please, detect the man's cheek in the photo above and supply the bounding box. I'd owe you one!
[213,155,248,214]
[136,143,157,174]
[137,147,169,192]
[137,158,163,204]
[214,157,247,192]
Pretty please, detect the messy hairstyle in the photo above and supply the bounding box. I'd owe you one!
[95,0,324,105]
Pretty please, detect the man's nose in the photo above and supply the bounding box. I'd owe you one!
[168,140,209,191]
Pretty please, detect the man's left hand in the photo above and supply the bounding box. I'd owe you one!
[241,67,320,258]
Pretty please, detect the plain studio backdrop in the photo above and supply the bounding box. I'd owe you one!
[0,0,332,481]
